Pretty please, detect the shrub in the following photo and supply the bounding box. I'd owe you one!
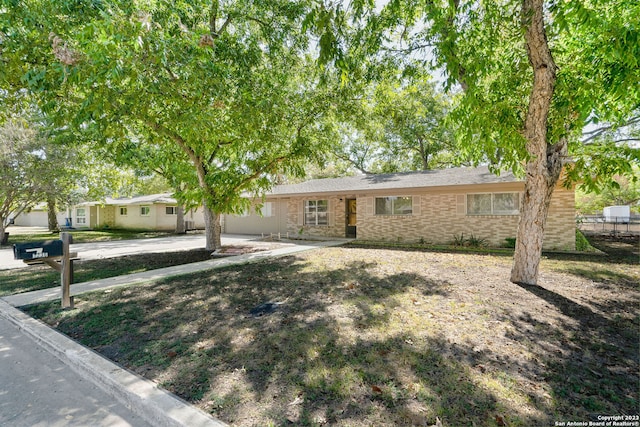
[504,237,516,248]
[575,229,594,252]
[452,233,466,247]
[451,233,487,248]
[466,234,487,247]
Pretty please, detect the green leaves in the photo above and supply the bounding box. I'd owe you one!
[3,0,337,215]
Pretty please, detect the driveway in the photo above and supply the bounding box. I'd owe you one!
[0,233,265,270]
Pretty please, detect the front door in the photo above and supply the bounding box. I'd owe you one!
[346,199,356,238]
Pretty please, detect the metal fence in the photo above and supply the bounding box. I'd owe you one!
[577,214,640,235]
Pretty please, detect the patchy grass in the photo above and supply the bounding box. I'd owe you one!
[0,249,213,297]
[23,239,639,427]
[3,228,178,245]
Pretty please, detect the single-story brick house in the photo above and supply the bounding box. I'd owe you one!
[224,166,576,250]
[74,194,205,231]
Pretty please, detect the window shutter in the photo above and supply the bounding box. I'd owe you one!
[298,200,304,226]
[456,195,465,215]
[328,200,335,226]
[364,197,373,216]
[412,196,421,215]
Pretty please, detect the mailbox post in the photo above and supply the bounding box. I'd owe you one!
[60,232,73,308]
[13,232,77,309]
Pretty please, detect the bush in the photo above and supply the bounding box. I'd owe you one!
[466,234,487,247]
[504,237,516,248]
[451,233,487,248]
[452,233,466,247]
[575,229,593,252]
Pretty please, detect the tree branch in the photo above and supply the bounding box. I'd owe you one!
[142,118,208,187]
[163,65,179,81]
[245,15,268,28]
[581,115,640,144]
[333,151,374,175]
[611,138,640,144]
[217,16,232,37]
[381,43,434,54]
[210,0,218,34]
[207,140,234,165]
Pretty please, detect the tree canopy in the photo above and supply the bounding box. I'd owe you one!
[332,74,461,174]
[2,0,342,249]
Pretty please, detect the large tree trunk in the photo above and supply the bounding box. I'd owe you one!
[47,197,60,232]
[202,202,222,251]
[175,205,186,234]
[510,0,565,285]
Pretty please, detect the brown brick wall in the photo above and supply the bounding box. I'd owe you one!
[544,186,576,250]
[283,184,575,250]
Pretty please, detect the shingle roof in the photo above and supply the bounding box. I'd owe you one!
[269,166,520,196]
[81,193,176,206]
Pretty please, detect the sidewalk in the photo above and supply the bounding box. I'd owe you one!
[0,239,348,426]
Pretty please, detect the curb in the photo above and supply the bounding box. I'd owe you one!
[0,300,227,427]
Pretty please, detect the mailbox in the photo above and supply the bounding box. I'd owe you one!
[13,240,64,260]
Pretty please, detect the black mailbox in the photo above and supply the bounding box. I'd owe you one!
[14,240,64,260]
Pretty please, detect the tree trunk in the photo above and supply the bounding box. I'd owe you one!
[202,202,222,251]
[47,197,60,232]
[511,163,558,284]
[175,205,186,234]
[510,0,565,285]
[417,138,430,170]
[0,218,6,246]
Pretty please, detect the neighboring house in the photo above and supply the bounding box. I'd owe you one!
[224,166,576,250]
[75,194,205,231]
[12,202,69,227]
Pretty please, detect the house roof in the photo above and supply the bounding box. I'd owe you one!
[81,193,177,206]
[268,166,520,196]
[79,167,520,206]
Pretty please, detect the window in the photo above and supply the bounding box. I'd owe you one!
[304,200,328,225]
[140,206,150,216]
[76,208,86,225]
[258,202,273,217]
[467,193,520,215]
[119,207,128,216]
[375,196,413,215]
[166,206,177,215]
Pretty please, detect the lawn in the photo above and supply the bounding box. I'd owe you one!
[0,249,214,297]
[3,228,176,245]
[22,237,639,427]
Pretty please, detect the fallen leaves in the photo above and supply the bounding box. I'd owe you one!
[495,414,508,426]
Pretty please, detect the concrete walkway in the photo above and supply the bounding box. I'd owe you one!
[0,238,348,426]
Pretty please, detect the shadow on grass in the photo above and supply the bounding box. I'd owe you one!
[507,282,639,420]
[23,255,552,427]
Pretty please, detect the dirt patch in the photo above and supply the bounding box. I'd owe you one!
[25,241,639,427]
